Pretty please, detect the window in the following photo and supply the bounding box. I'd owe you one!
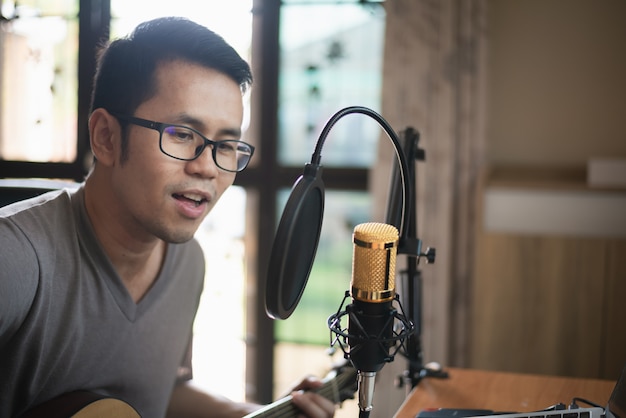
[108,0,254,401]
[0,2,387,414]
[0,0,254,402]
[278,1,385,167]
[0,0,78,163]
[272,2,386,410]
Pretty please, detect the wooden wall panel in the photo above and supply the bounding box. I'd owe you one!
[603,240,626,379]
[470,233,616,378]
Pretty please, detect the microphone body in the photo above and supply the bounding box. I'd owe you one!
[348,222,399,412]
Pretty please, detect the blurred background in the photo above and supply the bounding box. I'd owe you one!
[0,1,624,417]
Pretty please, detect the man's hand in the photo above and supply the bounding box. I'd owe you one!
[289,376,336,418]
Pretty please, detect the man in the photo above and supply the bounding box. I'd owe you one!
[0,17,335,418]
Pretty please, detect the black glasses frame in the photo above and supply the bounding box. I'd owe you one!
[110,113,255,172]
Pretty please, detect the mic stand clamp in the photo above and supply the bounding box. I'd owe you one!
[399,238,436,264]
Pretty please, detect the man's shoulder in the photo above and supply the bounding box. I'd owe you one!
[1,185,70,214]
[0,187,83,262]
[0,189,79,341]
[0,179,79,211]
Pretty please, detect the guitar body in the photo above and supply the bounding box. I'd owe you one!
[20,391,140,418]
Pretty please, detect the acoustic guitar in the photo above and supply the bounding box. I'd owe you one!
[21,362,357,418]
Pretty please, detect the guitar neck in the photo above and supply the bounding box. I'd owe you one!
[244,366,356,418]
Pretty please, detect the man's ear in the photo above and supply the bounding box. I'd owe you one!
[89,108,120,166]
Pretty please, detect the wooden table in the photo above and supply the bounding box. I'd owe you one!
[394,368,616,418]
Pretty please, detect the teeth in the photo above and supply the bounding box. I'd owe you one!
[182,193,204,203]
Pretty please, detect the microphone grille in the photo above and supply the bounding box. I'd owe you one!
[351,222,399,302]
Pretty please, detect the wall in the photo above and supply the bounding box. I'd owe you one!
[370,1,626,414]
[487,0,626,168]
[472,0,626,381]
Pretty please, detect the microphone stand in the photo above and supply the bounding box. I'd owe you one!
[385,127,447,391]
[301,107,446,416]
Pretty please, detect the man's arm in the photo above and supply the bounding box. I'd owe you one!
[166,377,336,418]
[0,220,39,346]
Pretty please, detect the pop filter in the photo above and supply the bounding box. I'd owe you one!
[265,105,412,321]
[265,162,325,320]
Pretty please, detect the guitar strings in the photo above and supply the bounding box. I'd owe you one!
[247,366,356,417]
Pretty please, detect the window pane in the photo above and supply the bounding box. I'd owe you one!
[0,0,78,162]
[110,1,252,57]
[2,0,78,17]
[273,189,369,417]
[108,2,253,401]
[278,3,385,167]
[109,1,253,145]
[193,186,248,401]
[275,189,372,345]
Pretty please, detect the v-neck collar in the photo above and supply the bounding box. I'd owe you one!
[72,187,175,322]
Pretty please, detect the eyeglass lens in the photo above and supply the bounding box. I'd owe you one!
[161,125,252,172]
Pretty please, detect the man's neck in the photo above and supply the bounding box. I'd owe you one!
[111,241,167,303]
[83,174,166,303]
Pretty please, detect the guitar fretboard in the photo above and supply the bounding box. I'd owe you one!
[244,366,357,418]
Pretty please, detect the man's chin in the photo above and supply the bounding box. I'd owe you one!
[161,228,197,244]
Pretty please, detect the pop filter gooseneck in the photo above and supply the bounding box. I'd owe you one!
[265,106,412,320]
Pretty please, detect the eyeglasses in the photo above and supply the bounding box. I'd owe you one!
[111,113,254,172]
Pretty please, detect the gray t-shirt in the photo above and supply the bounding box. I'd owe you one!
[0,187,205,417]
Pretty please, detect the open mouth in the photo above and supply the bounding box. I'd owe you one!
[173,193,207,207]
